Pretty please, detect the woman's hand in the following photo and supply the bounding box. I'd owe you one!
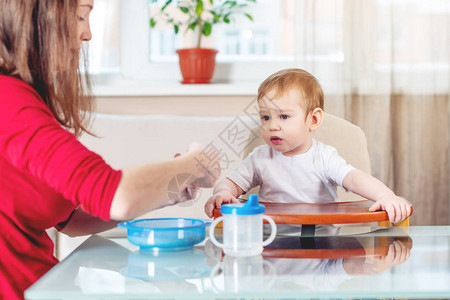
[186,143,220,188]
[169,143,221,205]
[110,143,221,220]
[186,142,221,188]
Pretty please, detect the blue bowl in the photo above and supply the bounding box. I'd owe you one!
[118,218,209,252]
[120,248,210,281]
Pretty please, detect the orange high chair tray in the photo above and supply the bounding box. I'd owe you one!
[212,199,412,237]
[213,199,394,225]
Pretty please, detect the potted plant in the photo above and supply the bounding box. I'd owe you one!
[150,0,256,84]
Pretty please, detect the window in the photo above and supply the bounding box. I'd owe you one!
[89,0,297,81]
[148,0,295,62]
[88,0,449,94]
[87,0,120,74]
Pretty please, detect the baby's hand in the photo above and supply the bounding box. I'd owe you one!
[204,191,240,218]
[343,239,410,275]
[369,195,412,223]
[365,240,410,274]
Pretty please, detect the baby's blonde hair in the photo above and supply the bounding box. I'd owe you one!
[257,68,324,116]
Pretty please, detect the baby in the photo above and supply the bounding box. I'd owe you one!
[205,68,411,224]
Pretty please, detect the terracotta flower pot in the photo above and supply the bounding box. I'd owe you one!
[176,48,218,84]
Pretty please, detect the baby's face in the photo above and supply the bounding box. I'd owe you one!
[258,89,314,156]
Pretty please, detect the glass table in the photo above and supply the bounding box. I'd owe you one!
[25,226,450,299]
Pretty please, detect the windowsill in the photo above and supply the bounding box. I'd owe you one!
[91,73,259,97]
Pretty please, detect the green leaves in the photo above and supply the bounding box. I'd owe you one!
[161,0,172,11]
[223,13,230,23]
[149,18,156,28]
[179,6,189,13]
[188,20,198,31]
[195,0,204,16]
[202,21,212,36]
[210,10,220,23]
[224,1,237,9]
[150,0,257,47]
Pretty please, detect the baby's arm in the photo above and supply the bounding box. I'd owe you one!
[342,169,412,223]
[204,178,244,218]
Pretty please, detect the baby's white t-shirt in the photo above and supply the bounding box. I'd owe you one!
[227,139,355,203]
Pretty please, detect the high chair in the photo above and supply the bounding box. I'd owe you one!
[238,112,411,229]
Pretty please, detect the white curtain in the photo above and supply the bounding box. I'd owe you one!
[294,0,450,225]
[88,0,120,74]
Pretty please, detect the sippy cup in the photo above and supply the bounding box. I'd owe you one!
[209,194,277,257]
[210,254,276,293]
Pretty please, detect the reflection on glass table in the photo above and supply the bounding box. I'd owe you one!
[120,248,211,281]
[209,254,277,293]
[25,226,450,299]
[206,232,412,293]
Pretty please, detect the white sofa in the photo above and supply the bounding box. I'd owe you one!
[54,112,370,260]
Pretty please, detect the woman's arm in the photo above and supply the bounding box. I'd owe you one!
[59,207,119,237]
[110,143,220,220]
[62,143,220,235]
[342,169,412,223]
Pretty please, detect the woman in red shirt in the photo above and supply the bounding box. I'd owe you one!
[0,1,220,299]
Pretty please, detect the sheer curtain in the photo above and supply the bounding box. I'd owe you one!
[294,0,449,225]
[88,0,120,74]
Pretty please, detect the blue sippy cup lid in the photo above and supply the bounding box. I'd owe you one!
[220,194,265,215]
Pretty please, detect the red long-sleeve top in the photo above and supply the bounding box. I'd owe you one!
[0,75,122,299]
